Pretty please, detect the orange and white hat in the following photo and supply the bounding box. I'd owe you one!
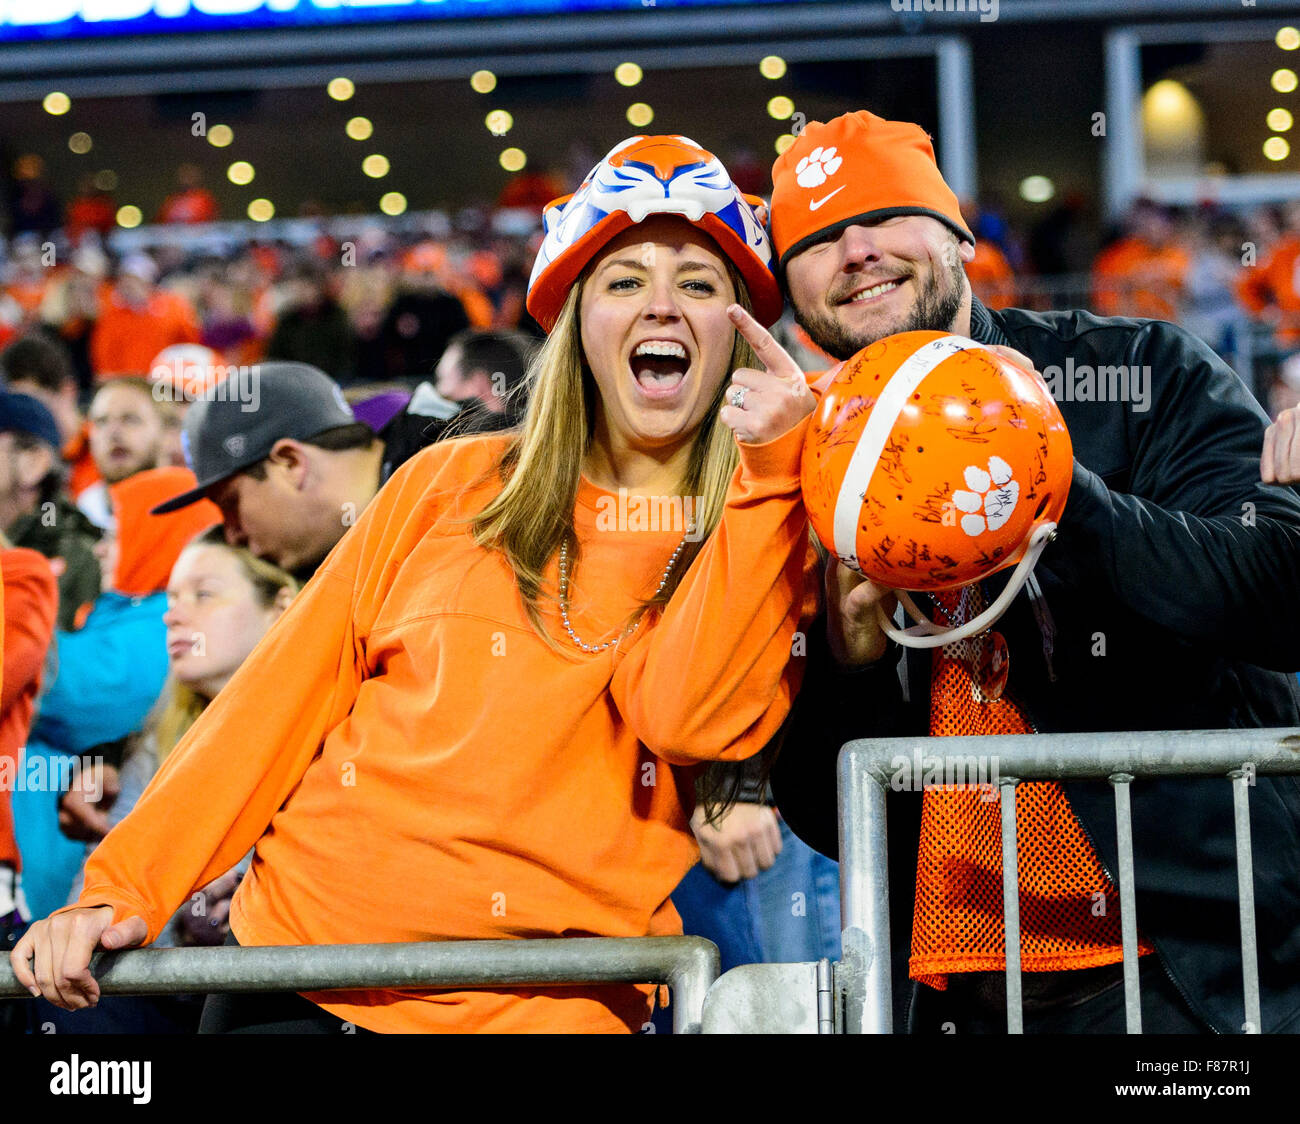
[526,135,783,332]
[770,111,974,273]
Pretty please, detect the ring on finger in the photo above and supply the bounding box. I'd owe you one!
[728,384,748,410]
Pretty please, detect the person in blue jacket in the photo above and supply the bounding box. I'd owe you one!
[13,466,217,919]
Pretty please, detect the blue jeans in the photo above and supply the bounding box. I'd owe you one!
[651,817,841,1031]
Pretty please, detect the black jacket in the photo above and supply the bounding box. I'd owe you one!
[771,299,1300,1034]
[377,382,519,488]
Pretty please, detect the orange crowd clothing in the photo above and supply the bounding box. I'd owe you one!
[63,422,100,502]
[65,194,117,245]
[1238,234,1300,348]
[909,586,1153,989]
[966,242,1016,310]
[90,289,201,379]
[0,549,59,871]
[107,468,221,597]
[60,423,814,1032]
[457,284,495,329]
[5,276,48,318]
[498,170,567,211]
[157,188,218,226]
[1091,237,1189,322]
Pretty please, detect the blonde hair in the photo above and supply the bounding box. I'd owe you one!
[154,529,299,761]
[471,253,759,648]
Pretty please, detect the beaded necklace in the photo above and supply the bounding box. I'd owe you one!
[557,533,690,653]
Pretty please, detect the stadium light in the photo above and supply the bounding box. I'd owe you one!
[500,148,527,172]
[1019,175,1055,203]
[116,205,142,229]
[247,198,275,222]
[627,103,654,127]
[328,77,355,101]
[1272,69,1298,94]
[227,161,255,186]
[615,63,643,87]
[1269,108,1294,132]
[1264,136,1291,161]
[68,133,92,155]
[471,70,497,94]
[363,154,390,178]
[1278,27,1300,51]
[43,92,70,115]
[346,116,373,141]
[760,56,787,80]
[767,96,795,121]
[485,110,513,136]
[207,124,233,148]
[380,192,408,216]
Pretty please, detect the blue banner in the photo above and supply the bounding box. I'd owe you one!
[0,0,814,45]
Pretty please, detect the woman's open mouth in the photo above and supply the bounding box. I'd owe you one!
[630,339,691,398]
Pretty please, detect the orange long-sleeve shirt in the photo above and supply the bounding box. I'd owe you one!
[61,422,813,1032]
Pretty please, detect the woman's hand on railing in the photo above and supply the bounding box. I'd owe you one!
[10,906,148,1010]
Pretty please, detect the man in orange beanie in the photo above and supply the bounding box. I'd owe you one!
[768,110,1300,1036]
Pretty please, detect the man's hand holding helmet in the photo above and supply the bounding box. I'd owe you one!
[826,560,897,668]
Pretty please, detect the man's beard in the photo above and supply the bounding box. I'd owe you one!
[793,256,967,362]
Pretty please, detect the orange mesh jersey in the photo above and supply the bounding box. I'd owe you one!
[910,585,1154,989]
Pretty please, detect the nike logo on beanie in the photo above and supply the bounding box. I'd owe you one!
[810,185,847,212]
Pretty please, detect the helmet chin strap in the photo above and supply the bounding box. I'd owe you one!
[875,522,1058,649]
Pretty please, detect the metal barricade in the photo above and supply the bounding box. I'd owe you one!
[837,728,1300,1034]
[0,936,719,1034]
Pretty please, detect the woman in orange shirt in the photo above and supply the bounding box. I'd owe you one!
[12,136,817,1033]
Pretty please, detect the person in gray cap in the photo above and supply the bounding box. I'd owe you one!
[0,389,101,630]
[151,362,391,579]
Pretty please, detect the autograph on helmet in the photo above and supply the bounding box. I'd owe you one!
[951,456,1019,537]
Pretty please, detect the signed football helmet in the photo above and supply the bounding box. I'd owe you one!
[802,330,1073,647]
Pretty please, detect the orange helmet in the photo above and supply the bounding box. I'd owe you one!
[802,331,1072,642]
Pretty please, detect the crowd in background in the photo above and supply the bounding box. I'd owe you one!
[3,157,1300,1032]
[5,152,1300,412]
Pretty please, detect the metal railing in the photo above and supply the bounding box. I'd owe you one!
[0,936,720,1034]
[837,727,1300,1034]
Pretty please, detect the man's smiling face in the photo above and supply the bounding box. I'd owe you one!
[784,214,975,361]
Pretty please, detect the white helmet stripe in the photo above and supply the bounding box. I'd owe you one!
[832,335,985,571]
